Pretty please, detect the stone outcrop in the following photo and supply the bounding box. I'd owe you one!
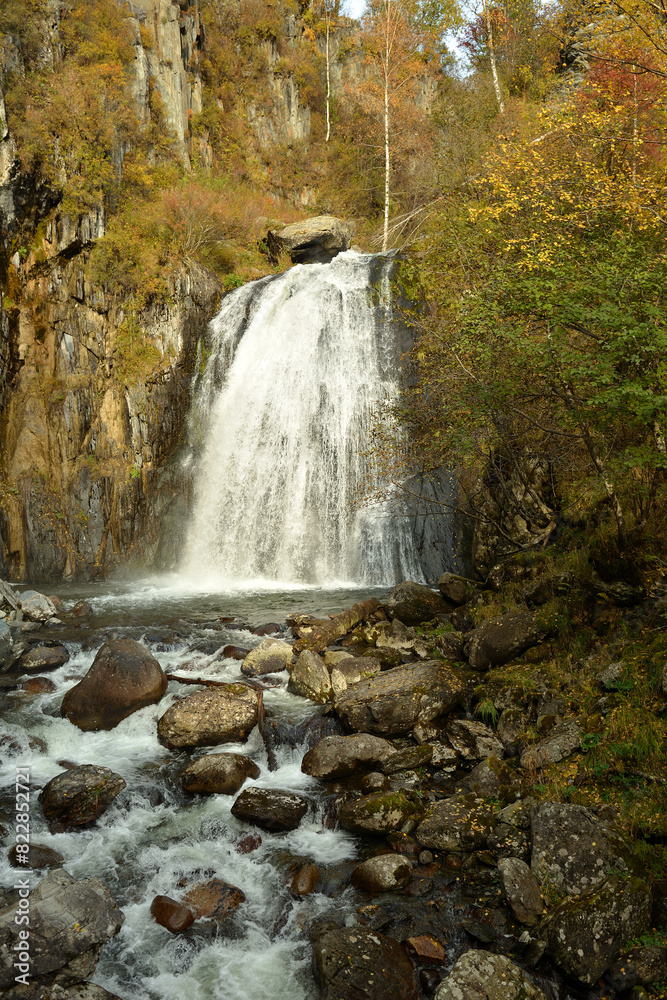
[334,661,465,735]
[0,869,124,990]
[157,684,260,749]
[266,216,353,264]
[61,638,167,730]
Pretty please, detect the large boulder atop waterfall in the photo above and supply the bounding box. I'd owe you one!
[334,661,465,735]
[39,765,126,829]
[0,869,124,990]
[301,734,394,780]
[157,684,260,749]
[266,215,353,264]
[62,639,167,731]
[384,581,451,625]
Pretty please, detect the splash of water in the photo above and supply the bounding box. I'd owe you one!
[181,252,423,588]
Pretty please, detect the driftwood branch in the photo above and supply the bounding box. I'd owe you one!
[0,580,21,613]
[292,598,383,654]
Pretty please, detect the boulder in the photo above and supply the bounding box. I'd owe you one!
[231,787,309,831]
[497,708,525,749]
[415,794,497,852]
[487,823,530,860]
[380,745,433,774]
[520,720,581,770]
[530,802,627,896]
[384,581,450,626]
[313,926,420,1000]
[288,649,331,703]
[406,935,447,965]
[334,661,465,736]
[62,639,167,731]
[446,719,504,760]
[330,657,381,697]
[181,879,245,919]
[338,790,420,835]
[241,638,292,677]
[0,869,124,989]
[607,946,667,992]
[464,611,550,670]
[437,573,468,605]
[39,765,126,829]
[545,875,651,984]
[434,950,546,1000]
[19,590,58,622]
[150,895,194,933]
[351,853,412,892]
[266,215,353,264]
[290,862,319,896]
[157,683,260,749]
[0,622,13,671]
[498,858,543,925]
[223,645,250,661]
[18,643,70,672]
[8,843,64,869]
[301,734,394,780]
[181,753,260,795]
[459,757,519,803]
[322,649,355,669]
[19,676,57,694]
[71,600,93,617]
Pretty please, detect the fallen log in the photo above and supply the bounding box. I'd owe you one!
[292,598,383,654]
[0,580,22,613]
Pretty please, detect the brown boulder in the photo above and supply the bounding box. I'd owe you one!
[464,611,550,670]
[231,787,309,832]
[150,895,194,933]
[39,765,126,829]
[19,644,70,672]
[290,862,319,896]
[19,676,57,694]
[313,926,420,1000]
[338,790,420,835]
[181,753,260,795]
[385,581,451,626]
[351,853,412,892]
[223,645,250,661]
[181,879,245,919]
[301,734,394,780]
[62,639,167,731]
[157,683,260,749]
[8,843,64,869]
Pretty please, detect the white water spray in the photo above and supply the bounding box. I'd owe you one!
[181,251,423,587]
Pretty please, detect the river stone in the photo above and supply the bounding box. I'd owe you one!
[19,676,58,694]
[415,794,498,852]
[241,637,292,677]
[437,573,468,606]
[301,734,394,780]
[313,926,420,1000]
[464,611,550,670]
[0,622,13,671]
[520,720,581,770]
[290,862,319,896]
[381,744,433,773]
[351,853,413,892]
[223,645,250,661]
[607,946,667,991]
[446,719,504,760]
[337,790,420,835]
[385,581,451,626]
[330,657,381,696]
[71,600,93,617]
[434,950,547,1000]
[368,619,417,651]
[498,858,543,925]
[231,787,309,831]
[18,643,70,672]
[150,895,194,933]
[19,590,58,622]
[459,757,519,803]
[0,868,124,989]
[530,802,627,896]
[334,660,465,736]
[267,215,353,264]
[62,639,167,731]
[8,843,65,869]
[545,875,652,984]
[39,765,126,829]
[157,683,260,749]
[497,708,525,748]
[322,649,355,669]
[288,649,332,703]
[181,878,245,919]
[181,752,260,795]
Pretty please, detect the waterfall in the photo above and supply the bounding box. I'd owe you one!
[181,251,424,588]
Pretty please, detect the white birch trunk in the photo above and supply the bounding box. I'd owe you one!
[484,0,505,114]
[325,8,331,143]
[383,0,390,251]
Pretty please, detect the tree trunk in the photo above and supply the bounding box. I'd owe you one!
[293,598,383,653]
[325,8,331,142]
[383,0,391,251]
[484,0,505,114]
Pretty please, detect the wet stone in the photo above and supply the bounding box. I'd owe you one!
[181,879,245,920]
[150,895,195,934]
[19,644,70,672]
[290,862,319,896]
[351,853,413,892]
[39,765,127,830]
[8,843,64,869]
[231,787,309,832]
[313,925,420,1000]
[406,934,446,965]
[181,752,260,796]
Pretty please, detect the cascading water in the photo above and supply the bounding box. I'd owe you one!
[181,251,424,587]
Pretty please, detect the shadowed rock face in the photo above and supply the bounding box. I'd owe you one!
[0,869,125,989]
[61,638,167,731]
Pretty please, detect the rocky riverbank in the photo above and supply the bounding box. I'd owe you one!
[0,564,666,1000]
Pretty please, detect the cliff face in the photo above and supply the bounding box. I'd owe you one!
[0,0,221,582]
